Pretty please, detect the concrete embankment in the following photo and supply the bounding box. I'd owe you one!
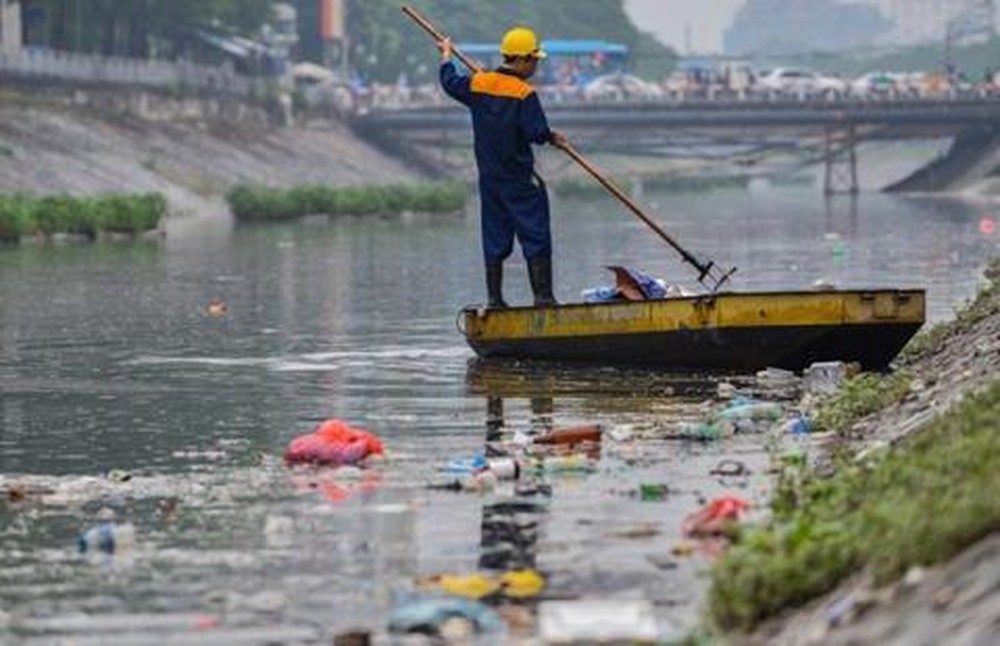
[0,88,423,216]
[885,125,1000,194]
[717,260,1000,645]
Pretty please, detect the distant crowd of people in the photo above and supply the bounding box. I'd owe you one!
[296,62,1000,116]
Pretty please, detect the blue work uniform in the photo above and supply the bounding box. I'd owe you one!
[440,61,554,264]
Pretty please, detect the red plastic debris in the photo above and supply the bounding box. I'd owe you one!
[284,419,384,466]
[682,496,751,537]
[194,615,221,631]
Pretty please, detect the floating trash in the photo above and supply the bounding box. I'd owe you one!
[284,419,384,466]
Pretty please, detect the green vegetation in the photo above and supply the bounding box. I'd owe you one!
[552,174,748,198]
[900,260,1000,364]
[812,371,912,437]
[226,182,468,221]
[346,0,678,83]
[37,0,679,82]
[0,193,166,243]
[25,1,273,58]
[709,380,1000,632]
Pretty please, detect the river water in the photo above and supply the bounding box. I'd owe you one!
[0,185,997,644]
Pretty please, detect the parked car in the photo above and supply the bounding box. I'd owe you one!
[583,73,664,101]
[850,71,901,98]
[756,68,848,99]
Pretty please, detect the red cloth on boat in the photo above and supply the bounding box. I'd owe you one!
[284,419,384,466]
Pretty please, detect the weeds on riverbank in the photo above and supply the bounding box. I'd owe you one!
[550,174,748,198]
[812,371,912,437]
[899,259,1000,363]
[0,193,166,243]
[226,182,467,221]
[709,379,1000,632]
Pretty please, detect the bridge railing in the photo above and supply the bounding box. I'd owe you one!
[358,80,1000,113]
[0,47,255,96]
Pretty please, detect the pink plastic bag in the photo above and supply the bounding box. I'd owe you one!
[284,419,384,466]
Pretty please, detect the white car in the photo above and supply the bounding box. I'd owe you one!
[757,68,848,99]
[583,73,664,101]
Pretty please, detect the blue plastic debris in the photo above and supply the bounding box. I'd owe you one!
[441,452,488,475]
[388,597,505,635]
[78,522,117,554]
[783,416,813,435]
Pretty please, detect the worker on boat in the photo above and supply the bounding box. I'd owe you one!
[438,27,567,308]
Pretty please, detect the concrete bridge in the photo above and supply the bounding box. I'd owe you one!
[352,97,1000,193]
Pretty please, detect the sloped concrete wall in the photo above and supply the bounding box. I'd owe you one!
[885,125,1000,193]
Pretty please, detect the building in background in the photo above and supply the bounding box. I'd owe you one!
[0,0,22,56]
[724,0,891,56]
[293,0,346,72]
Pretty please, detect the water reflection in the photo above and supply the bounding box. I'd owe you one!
[477,394,551,574]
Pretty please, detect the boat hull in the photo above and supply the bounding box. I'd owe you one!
[461,289,925,372]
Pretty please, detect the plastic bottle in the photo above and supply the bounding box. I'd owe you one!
[581,286,618,303]
[441,453,488,475]
[487,457,520,480]
[535,454,595,474]
[77,521,135,555]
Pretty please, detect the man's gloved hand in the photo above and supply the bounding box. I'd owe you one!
[437,38,454,61]
[549,130,569,148]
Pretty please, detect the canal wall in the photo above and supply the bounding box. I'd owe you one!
[884,125,1000,194]
[0,84,424,215]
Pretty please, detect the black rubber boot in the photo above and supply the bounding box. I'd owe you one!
[485,263,508,309]
[528,256,557,307]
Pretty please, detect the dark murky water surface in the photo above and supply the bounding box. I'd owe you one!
[0,187,997,643]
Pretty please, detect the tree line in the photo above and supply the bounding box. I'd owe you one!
[348,0,677,82]
[23,0,273,58]
[24,0,676,81]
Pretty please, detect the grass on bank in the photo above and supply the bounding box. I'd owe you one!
[550,174,748,198]
[226,182,467,222]
[811,371,912,437]
[0,193,166,243]
[709,379,1000,632]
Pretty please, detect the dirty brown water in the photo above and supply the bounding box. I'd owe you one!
[0,186,997,644]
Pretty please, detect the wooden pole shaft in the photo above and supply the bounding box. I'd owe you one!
[401,6,483,74]
[557,142,708,272]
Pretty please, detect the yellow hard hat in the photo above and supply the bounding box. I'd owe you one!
[500,27,546,59]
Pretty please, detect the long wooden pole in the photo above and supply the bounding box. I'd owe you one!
[400,5,736,291]
[402,5,484,74]
[556,142,712,276]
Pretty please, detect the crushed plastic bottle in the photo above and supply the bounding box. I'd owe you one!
[441,453,489,475]
[533,454,595,474]
[581,286,619,303]
[716,399,784,421]
[77,509,135,555]
[804,361,848,395]
[781,416,812,435]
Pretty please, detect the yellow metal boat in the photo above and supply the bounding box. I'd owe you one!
[461,289,925,372]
